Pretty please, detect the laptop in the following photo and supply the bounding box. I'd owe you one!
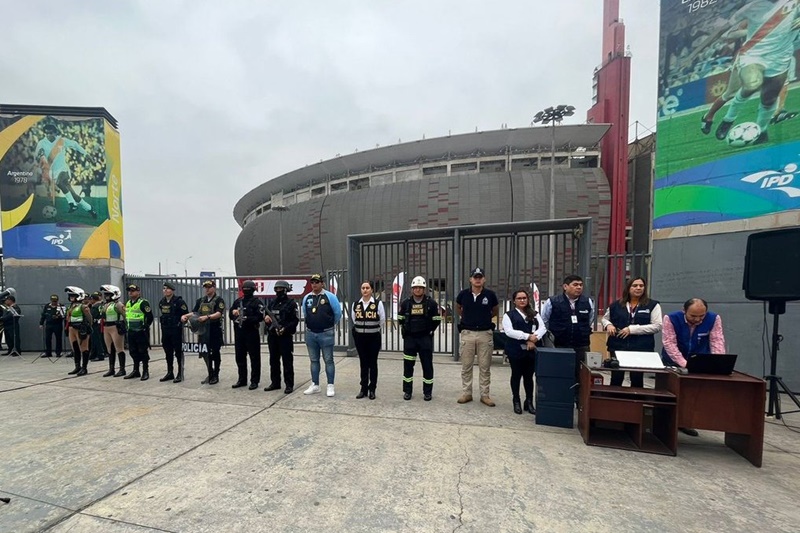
[686,353,738,375]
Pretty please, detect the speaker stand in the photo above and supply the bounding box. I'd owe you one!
[765,300,800,419]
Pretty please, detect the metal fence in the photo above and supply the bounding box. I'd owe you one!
[125,235,649,357]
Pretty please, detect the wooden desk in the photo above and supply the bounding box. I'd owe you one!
[578,365,678,455]
[655,371,766,467]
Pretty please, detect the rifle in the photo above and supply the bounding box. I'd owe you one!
[265,306,284,335]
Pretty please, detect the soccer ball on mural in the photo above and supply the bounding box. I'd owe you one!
[42,205,58,219]
[726,122,762,148]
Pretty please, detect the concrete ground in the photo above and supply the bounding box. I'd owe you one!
[0,347,799,533]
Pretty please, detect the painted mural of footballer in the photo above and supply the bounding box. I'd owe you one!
[34,123,98,219]
[701,0,800,143]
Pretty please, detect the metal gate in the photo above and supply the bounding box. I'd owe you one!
[348,218,593,358]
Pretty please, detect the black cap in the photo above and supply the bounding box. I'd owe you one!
[310,274,323,282]
[91,292,101,300]
[470,267,485,277]
[163,282,176,290]
[50,294,58,301]
[126,284,140,292]
[43,123,57,134]
[202,280,215,288]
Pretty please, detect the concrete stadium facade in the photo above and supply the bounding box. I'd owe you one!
[233,125,612,276]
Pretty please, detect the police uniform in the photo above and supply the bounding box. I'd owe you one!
[398,295,441,399]
[125,286,154,381]
[2,299,22,355]
[89,294,106,361]
[193,290,226,384]
[39,296,65,357]
[265,293,298,392]
[159,283,188,382]
[229,291,265,388]
[351,298,384,397]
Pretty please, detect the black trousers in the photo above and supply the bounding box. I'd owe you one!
[199,329,223,377]
[354,331,380,392]
[403,334,433,395]
[90,324,105,359]
[162,327,183,372]
[4,319,19,353]
[234,329,261,385]
[267,332,294,387]
[128,331,149,366]
[45,324,63,356]
[509,350,537,401]
[610,370,644,388]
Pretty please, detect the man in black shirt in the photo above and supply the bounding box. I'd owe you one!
[264,280,299,394]
[40,294,65,358]
[230,280,265,390]
[456,268,499,406]
[159,282,189,383]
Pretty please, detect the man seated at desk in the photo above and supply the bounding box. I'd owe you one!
[661,297,727,437]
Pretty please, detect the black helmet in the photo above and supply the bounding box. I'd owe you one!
[274,280,291,291]
[242,280,256,292]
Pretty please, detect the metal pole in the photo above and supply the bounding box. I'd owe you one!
[548,121,556,296]
[279,211,284,275]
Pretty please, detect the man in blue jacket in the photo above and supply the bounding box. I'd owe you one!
[301,274,342,397]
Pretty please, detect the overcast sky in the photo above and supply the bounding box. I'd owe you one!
[2,0,660,277]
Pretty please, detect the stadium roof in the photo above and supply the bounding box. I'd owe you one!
[0,104,118,129]
[233,123,610,224]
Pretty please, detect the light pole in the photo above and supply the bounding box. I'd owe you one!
[273,205,289,275]
[178,255,192,277]
[532,104,575,297]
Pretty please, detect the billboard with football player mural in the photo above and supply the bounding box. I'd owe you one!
[656,0,800,237]
[0,113,123,260]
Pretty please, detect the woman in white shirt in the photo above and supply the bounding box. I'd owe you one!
[350,281,385,399]
[502,289,547,415]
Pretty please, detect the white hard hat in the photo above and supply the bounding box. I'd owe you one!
[411,276,426,288]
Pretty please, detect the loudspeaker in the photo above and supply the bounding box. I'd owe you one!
[743,228,800,301]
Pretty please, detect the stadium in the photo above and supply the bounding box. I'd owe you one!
[233,124,613,277]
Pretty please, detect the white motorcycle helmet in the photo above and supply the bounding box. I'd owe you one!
[65,286,86,301]
[100,284,121,301]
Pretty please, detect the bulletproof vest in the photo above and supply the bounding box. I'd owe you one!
[159,296,183,327]
[353,300,381,334]
[404,297,434,335]
[126,299,146,332]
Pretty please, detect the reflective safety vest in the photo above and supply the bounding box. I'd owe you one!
[105,302,121,323]
[69,305,84,324]
[126,299,145,332]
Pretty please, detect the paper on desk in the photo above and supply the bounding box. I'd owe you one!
[614,351,665,369]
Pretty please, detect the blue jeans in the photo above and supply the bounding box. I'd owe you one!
[306,329,335,385]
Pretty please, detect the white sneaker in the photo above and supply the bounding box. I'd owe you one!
[327,384,335,397]
[304,384,320,395]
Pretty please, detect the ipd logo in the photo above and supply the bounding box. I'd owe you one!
[741,164,800,198]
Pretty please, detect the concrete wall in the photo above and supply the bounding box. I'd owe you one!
[234,168,611,275]
[651,232,800,390]
[5,265,124,352]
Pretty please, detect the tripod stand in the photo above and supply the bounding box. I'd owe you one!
[766,300,800,419]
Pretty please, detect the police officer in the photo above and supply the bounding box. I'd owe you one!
[89,292,106,361]
[2,294,22,356]
[230,280,265,390]
[100,284,127,377]
[39,294,65,358]
[159,282,188,383]
[182,280,225,385]
[65,286,92,375]
[264,280,299,394]
[398,276,442,401]
[124,284,154,381]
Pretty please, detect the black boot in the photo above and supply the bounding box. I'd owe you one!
[513,397,523,414]
[124,358,141,379]
[114,352,126,377]
[67,352,81,375]
[141,360,149,381]
[103,352,116,377]
[524,398,536,415]
[160,368,174,382]
[209,368,219,385]
[174,355,184,383]
[67,343,81,375]
[76,351,90,376]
